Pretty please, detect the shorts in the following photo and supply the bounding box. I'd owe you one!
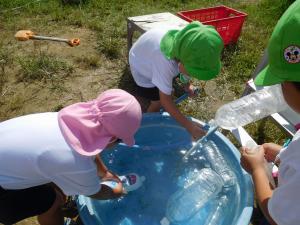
[0,184,56,224]
[135,85,160,101]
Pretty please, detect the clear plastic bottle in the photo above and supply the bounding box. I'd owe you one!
[201,140,237,187]
[119,173,146,192]
[213,84,288,130]
[101,173,145,193]
[166,168,223,224]
[119,217,133,225]
[204,195,229,225]
[203,186,237,225]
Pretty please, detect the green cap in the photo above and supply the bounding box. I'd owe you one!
[254,0,300,86]
[160,21,224,80]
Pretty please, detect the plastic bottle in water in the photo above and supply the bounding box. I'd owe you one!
[202,140,236,187]
[203,186,237,225]
[166,168,223,224]
[119,217,133,225]
[212,84,288,130]
[204,195,230,225]
[119,173,146,192]
[101,173,145,193]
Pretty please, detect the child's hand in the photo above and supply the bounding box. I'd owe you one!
[240,146,265,174]
[261,143,282,163]
[187,121,206,140]
[184,84,197,97]
[102,171,127,196]
[111,181,127,195]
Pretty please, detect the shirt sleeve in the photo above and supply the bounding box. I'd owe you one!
[51,169,101,196]
[268,167,300,225]
[37,150,101,196]
[151,55,177,95]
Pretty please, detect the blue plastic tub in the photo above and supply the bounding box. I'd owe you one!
[76,113,253,225]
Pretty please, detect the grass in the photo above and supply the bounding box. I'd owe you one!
[0,0,295,224]
[17,52,73,82]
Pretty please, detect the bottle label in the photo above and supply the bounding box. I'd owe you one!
[124,174,137,185]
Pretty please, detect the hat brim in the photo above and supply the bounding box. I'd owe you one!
[121,136,135,147]
[160,30,179,59]
[254,65,285,86]
[186,60,221,80]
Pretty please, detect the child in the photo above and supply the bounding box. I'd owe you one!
[0,89,142,225]
[129,21,223,140]
[240,1,300,225]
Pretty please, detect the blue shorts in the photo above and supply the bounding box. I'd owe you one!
[0,184,56,224]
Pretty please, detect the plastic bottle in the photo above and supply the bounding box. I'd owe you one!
[119,217,133,225]
[119,173,146,192]
[201,140,236,187]
[101,173,146,192]
[203,195,229,225]
[183,125,219,161]
[203,186,237,225]
[166,168,223,224]
[212,84,288,130]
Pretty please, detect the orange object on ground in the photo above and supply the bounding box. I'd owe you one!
[14,30,80,47]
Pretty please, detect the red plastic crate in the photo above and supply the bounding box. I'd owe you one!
[177,5,247,45]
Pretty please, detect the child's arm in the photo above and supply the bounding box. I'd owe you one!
[88,183,124,200]
[95,154,108,177]
[95,155,121,182]
[159,91,205,140]
[240,146,278,225]
[92,155,125,199]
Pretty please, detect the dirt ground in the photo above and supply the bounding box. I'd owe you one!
[1,22,238,123]
[1,27,114,117]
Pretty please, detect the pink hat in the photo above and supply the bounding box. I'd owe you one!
[58,89,142,156]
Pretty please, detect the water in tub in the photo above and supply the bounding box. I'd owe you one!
[93,123,240,225]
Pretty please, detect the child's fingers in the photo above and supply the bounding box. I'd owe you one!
[239,146,248,154]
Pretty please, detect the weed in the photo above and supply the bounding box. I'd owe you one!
[87,20,104,32]
[75,55,101,69]
[17,52,73,83]
[0,43,12,95]
[53,104,64,112]
[97,36,122,59]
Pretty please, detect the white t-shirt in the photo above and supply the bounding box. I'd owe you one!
[129,28,179,95]
[268,130,300,225]
[0,112,101,196]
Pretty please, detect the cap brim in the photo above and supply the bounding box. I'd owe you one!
[254,65,285,86]
[186,60,221,80]
[160,30,179,59]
